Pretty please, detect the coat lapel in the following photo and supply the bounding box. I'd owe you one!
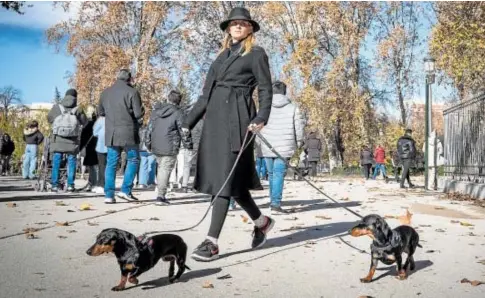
[216,49,242,81]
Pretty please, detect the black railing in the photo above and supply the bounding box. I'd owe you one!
[443,93,485,182]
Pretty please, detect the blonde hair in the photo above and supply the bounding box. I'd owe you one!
[219,33,256,56]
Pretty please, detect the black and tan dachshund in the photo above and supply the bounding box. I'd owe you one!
[86,228,190,291]
[350,214,421,283]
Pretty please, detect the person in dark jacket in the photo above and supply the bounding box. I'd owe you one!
[182,7,275,262]
[304,131,322,177]
[146,90,192,205]
[22,120,44,179]
[397,128,417,188]
[0,133,15,175]
[390,150,401,182]
[79,105,98,191]
[137,124,156,188]
[360,145,374,180]
[98,69,145,203]
[47,89,87,192]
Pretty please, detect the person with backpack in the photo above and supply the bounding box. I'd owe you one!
[98,69,145,203]
[397,128,417,189]
[0,133,15,175]
[146,90,192,205]
[22,120,44,179]
[47,89,87,192]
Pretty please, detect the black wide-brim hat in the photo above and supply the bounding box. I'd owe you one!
[219,7,260,32]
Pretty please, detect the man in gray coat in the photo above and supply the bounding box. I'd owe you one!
[258,81,305,214]
[98,69,145,203]
[48,89,87,192]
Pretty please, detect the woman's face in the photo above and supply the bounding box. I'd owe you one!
[228,20,253,41]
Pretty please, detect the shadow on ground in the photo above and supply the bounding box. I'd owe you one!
[132,267,222,290]
[373,260,434,282]
[219,221,357,261]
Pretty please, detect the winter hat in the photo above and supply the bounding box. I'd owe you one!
[65,89,78,98]
[220,7,260,32]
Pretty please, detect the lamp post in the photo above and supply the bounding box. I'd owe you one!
[424,56,436,190]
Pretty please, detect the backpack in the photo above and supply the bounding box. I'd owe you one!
[52,105,81,137]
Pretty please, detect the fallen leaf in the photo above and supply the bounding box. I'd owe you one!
[398,209,413,225]
[67,230,77,233]
[129,218,144,222]
[477,260,485,265]
[358,296,374,298]
[34,288,46,292]
[425,250,439,253]
[35,222,48,225]
[87,221,98,226]
[468,232,477,236]
[6,202,17,208]
[217,274,232,280]
[419,225,432,228]
[67,210,76,213]
[34,272,45,275]
[149,217,160,221]
[435,229,446,233]
[240,215,249,223]
[341,197,350,201]
[79,203,91,211]
[434,206,445,210]
[55,201,67,206]
[306,241,317,245]
[23,227,39,233]
[460,222,474,227]
[461,278,484,286]
[58,235,68,239]
[105,210,117,214]
[451,220,459,224]
[315,215,332,220]
[25,233,37,239]
[55,221,69,226]
[284,217,299,221]
[202,281,214,289]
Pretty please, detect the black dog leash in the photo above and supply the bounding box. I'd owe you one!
[142,129,256,236]
[254,132,364,220]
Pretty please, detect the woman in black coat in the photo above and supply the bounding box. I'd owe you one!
[183,7,274,262]
[79,106,98,191]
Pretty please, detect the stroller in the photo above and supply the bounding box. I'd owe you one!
[34,136,68,192]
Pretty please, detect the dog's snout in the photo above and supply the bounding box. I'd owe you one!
[86,247,93,255]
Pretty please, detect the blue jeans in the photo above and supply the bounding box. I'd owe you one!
[22,144,38,179]
[138,151,156,186]
[372,163,387,179]
[265,157,287,207]
[51,152,77,187]
[105,146,139,199]
[256,157,267,179]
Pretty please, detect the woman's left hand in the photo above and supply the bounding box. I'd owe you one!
[248,123,264,133]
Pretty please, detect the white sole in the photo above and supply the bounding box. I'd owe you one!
[191,253,219,262]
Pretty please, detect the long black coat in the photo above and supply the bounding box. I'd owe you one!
[79,119,98,166]
[183,45,273,197]
[98,80,145,147]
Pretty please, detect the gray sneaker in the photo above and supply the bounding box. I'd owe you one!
[251,216,275,249]
[116,192,139,201]
[270,206,291,215]
[104,197,116,204]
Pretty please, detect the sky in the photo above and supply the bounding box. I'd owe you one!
[0,2,76,104]
[0,1,454,108]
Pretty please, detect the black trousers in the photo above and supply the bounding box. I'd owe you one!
[97,153,107,188]
[393,165,401,182]
[208,190,262,239]
[362,164,372,179]
[400,159,412,186]
[309,161,318,176]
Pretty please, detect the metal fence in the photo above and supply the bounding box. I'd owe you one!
[443,93,485,183]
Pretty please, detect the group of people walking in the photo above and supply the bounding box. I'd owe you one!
[360,128,417,188]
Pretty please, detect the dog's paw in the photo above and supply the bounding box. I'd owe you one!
[128,277,139,285]
[396,271,408,280]
[360,277,372,283]
[111,285,125,291]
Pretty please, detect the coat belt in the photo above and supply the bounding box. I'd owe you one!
[214,81,254,152]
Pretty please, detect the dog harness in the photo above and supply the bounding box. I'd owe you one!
[371,230,402,258]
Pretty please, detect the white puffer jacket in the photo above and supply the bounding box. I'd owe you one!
[257,94,305,159]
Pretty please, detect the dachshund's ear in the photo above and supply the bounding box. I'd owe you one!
[377,217,391,237]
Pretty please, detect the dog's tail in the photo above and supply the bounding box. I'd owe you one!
[185,265,191,271]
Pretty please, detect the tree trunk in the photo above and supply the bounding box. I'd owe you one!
[325,136,342,171]
[397,83,406,126]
